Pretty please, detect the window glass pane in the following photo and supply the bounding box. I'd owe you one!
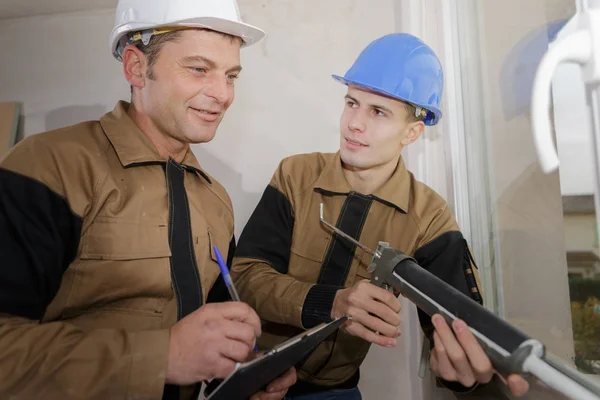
[453,0,600,381]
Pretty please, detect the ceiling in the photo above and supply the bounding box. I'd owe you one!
[0,0,117,19]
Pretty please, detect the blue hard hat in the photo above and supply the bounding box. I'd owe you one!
[333,33,444,126]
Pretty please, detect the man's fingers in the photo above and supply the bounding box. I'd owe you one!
[352,310,400,338]
[250,367,297,400]
[250,390,286,400]
[213,357,238,379]
[362,299,402,327]
[266,367,297,393]
[430,347,440,375]
[222,319,258,349]
[246,350,266,362]
[348,282,401,326]
[451,319,493,383]
[213,302,262,337]
[507,374,530,397]
[360,281,402,314]
[432,315,475,387]
[433,331,457,381]
[346,321,397,347]
[219,337,252,363]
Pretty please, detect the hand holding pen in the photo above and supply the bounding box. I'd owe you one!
[164,290,261,385]
[213,245,259,352]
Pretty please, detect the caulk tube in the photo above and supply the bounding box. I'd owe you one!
[387,254,533,375]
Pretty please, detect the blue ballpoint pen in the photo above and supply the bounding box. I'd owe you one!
[213,245,241,302]
[213,245,259,352]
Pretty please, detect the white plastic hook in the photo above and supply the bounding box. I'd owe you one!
[531,30,592,173]
[531,7,600,173]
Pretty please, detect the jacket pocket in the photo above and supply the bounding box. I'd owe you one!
[67,217,172,317]
[203,228,230,297]
[80,217,171,260]
[64,306,165,331]
[207,228,229,264]
[289,229,331,282]
[290,229,330,263]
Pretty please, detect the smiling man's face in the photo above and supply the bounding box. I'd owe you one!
[136,29,242,145]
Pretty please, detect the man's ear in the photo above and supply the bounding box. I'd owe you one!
[122,44,147,90]
[401,121,425,146]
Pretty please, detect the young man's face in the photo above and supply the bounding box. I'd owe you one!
[137,29,242,145]
[339,86,423,172]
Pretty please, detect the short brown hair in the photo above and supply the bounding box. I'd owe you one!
[404,102,427,123]
[130,28,241,91]
[133,30,183,80]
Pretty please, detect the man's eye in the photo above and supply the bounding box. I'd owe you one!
[227,74,239,81]
[191,67,207,74]
[346,101,357,108]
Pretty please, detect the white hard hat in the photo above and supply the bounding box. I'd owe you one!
[110,0,266,61]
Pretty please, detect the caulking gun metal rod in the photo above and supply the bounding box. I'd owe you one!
[319,203,379,258]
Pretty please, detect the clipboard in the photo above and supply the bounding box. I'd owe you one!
[203,316,348,400]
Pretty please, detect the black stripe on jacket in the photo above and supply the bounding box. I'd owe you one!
[235,185,294,273]
[0,168,83,320]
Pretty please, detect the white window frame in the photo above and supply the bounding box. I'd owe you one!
[397,0,504,315]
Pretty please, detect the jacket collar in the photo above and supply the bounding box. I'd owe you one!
[100,101,211,183]
[313,152,410,213]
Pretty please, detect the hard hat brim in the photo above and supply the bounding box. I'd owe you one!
[111,16,265,61]
[173,16,265,46]
[332,74,443,126]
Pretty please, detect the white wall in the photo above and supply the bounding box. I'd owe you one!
[0,3,448,400]
[0,8,127,136]
[202,0,396,239]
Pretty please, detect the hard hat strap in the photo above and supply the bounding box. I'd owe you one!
[415,106,426,119]
[116,26,190,60]
[130,26,190,46]
[406,102,428,121]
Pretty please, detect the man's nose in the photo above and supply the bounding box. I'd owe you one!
[348,112,366,132]
[204,75,231,105]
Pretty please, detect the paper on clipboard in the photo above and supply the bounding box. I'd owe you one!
[202,316,348,400]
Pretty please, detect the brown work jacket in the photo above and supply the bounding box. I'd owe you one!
[232,152,483,394]
[0,101,235,399]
